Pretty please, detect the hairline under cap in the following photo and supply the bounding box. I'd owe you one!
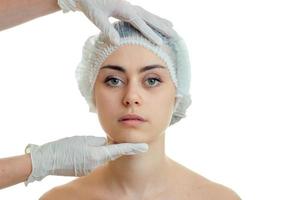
[89,36,179,98]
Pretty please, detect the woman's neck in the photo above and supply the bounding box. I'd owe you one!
[100,133,172,198]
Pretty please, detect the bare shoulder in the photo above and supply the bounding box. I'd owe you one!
[170,160,241,200]
[39,184,77,200]
[39,177,87,200]
[39,166,110,200]
[196,180,241,200]
[188,173,241,200]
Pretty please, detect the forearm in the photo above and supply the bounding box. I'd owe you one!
[0,154,32,189]
[0,0,60,31]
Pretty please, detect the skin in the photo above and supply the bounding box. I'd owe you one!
[40,45,241,200]
[0,0,60,31]
[93,45,177,145]
[0,154,32,189]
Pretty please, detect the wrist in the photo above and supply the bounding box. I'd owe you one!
[24,144,49,186]
[23,154,33,181]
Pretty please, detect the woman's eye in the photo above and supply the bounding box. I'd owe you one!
[145,77,161,87]
[104,77,123,87]
[104,76,161,88]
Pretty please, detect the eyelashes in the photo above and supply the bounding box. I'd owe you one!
[104,76,123,87]
[103,76,162,88]
[145,77,162,87]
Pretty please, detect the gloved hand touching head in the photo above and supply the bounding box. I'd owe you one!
[57,0,176,45]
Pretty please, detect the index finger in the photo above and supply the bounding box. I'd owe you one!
[129,16,164,45]
[104,143,149,160]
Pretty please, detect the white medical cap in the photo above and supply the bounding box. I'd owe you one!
[75,21,192,125]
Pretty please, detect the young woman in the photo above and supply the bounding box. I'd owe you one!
[0,0,173,189]
[40,21,241,200]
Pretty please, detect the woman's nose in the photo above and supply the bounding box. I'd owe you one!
[122,85,142,106]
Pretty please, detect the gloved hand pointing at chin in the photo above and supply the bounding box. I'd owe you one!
[25,136,148,186]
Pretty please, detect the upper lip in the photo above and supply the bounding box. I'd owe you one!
[119,114,146,121]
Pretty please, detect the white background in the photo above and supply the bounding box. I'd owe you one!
[0,0,299,199]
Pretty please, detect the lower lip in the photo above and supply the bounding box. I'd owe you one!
[119,119,145,126]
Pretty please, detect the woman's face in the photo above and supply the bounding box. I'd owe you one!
[93,45,176,144]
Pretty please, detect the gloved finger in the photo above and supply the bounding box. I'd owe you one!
[104,23,121,45]
[103,143,149,161]
[82,10,120,45]
[85,136,107,147]
[129,16,163,45]
[134,6,177,38]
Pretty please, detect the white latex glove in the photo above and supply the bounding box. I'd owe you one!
[24,136,148,186]
[57,0,176,45]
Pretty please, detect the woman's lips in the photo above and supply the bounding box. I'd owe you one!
[118,113,146,126]
[119,114,146,121]
[119,119,146,126]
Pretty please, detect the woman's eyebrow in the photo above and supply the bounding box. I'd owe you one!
[100,64,166,73]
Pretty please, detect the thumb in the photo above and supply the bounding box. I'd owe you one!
[104,143,149,161]
[104,23,121,45]
[81,7,120,45]
[92,14,120,45]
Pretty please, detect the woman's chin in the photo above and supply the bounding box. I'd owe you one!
[107,132,151,144]
[110,138,149,144]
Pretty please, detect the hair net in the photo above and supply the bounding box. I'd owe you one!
[75,21,191,125]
